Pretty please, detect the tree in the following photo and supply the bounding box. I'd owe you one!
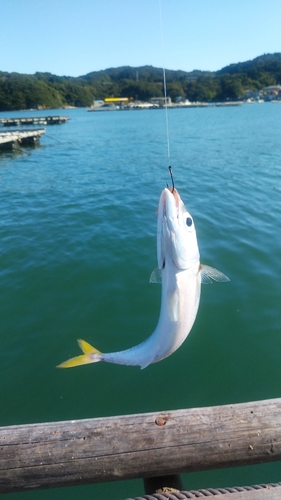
[1,53,281,110]
[166,82,185,102]
[217,75,244,100]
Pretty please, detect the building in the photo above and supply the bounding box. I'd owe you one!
[150,97,172,107]
[262,85,281,100]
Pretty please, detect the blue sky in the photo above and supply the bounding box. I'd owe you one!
[1,0,280,77]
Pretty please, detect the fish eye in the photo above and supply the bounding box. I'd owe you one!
[186,217,193,227]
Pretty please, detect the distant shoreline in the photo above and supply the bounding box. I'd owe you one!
[2,99,281,116]
[1,54,281,112]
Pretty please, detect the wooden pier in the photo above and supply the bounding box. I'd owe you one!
[0,128,45,150]
[0,116,70,127]
[1,398,281,498]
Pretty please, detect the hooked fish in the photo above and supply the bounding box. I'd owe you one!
[57,187,229,370]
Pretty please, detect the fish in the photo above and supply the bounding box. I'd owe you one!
[57,187,229,370]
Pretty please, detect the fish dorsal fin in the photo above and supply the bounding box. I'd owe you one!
[149,267,162,284]
[200,264,230,284]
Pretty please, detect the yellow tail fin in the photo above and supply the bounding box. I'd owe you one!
[57,339,101,369]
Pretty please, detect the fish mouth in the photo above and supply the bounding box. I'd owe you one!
[157,187,181,269]
[167,186,180,201]
[155,188,181,227]
[164,187,181,221]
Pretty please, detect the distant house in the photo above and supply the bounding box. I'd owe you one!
[244,90,261,100]
[262,85,281,100]
[150,97,172,106]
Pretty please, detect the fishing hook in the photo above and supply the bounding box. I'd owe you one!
[168,165,175,192]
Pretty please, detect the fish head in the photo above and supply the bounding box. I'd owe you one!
[157,187,200,271]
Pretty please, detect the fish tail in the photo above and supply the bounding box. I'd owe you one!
[57,338,102,369]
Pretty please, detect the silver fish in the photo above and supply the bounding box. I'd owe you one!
[57,187,229,370]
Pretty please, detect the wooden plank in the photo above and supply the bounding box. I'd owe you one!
[0,116,70,126]
[0,129,45,149]
[1,398,281,493]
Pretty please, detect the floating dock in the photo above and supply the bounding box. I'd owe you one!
[0,116,70,127]
[0,128,45,150]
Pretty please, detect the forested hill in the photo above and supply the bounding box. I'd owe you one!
[1,53,281,111]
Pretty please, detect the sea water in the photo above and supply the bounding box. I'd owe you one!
[1,103,281,498]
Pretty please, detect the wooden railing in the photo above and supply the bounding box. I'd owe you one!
[1,398,281,494]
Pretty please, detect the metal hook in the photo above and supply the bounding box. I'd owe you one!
[168,166,175,192]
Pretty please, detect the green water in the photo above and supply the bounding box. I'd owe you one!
[1,104,281,498]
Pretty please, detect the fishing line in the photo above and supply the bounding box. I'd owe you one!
[158,0,173,188]
[45,133,63,144]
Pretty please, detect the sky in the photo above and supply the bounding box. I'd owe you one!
[1,0,280,77]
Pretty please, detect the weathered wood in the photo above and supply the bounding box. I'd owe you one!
[0,116,70,126]
[0,129,45,149]
[1,398,281,494]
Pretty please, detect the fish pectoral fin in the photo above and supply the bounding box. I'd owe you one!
[56,339,102,369]
[200,264,230,284]
[149,267,162,284]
